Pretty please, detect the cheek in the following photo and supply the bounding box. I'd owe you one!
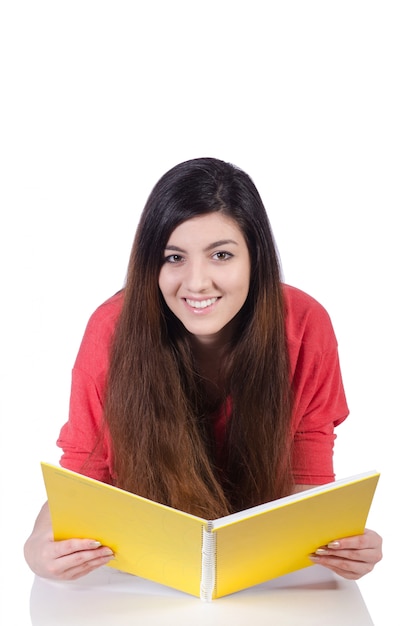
[158,270,168,298]
[158,269,177,299]
[231,265,250,297]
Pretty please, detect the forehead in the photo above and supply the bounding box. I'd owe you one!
[166,213,244,244]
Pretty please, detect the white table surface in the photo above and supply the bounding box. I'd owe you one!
[29,564,373,625]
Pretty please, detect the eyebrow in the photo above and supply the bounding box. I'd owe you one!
[165,239,239,253]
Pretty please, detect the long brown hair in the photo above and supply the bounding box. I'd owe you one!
[104,158,294,518]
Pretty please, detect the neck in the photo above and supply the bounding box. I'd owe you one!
[189,326,234,402]
[190,317,236,352]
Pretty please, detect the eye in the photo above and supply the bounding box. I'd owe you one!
[164,254,184,264]
[212,251,233,261]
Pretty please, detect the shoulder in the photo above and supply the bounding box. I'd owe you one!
[282,283,331,321]
[73,291,124,372]
[83,291,124,340]
[282,284,338,352]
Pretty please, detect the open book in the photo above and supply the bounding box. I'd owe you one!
[41,463,379,600]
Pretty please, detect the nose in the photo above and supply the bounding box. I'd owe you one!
[183,259,212,293]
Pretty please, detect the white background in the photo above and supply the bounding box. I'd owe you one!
[1,2,413,624]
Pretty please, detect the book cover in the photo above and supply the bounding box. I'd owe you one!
[41,463,379,600]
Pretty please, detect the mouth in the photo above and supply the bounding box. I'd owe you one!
[185,297,219,310]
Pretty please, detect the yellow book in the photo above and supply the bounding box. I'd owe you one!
[41,463,379,600]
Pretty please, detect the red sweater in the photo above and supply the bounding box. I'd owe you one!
[57,284,349,486]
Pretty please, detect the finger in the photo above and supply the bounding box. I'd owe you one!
[42,541,114,580]
[320,529,382,552]
[314,545,378,562]
[52,538,109,558]
[309,554,375,579]
[56,550,115,580]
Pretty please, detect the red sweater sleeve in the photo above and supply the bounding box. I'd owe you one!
[56,292,123,483]
[284,285,349,485]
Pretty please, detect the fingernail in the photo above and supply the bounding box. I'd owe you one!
[89,540,102,548]
[309,555,320,562]
[315,548,328,555]
[103,548,114,557]
[327,541,340,548]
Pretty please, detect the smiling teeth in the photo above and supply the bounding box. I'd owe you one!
[186,297,218,309]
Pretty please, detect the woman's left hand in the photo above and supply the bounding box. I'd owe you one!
[309,528,383,579]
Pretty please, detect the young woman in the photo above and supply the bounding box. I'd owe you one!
[24,157,382,582]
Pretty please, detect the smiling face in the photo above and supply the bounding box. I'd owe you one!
[158,212,251,345]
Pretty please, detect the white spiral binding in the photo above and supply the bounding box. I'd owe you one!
[200,522,216,601]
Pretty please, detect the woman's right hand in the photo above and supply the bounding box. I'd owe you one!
[24,502,114,580]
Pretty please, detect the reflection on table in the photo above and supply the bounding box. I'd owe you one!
[30,564,373,626]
